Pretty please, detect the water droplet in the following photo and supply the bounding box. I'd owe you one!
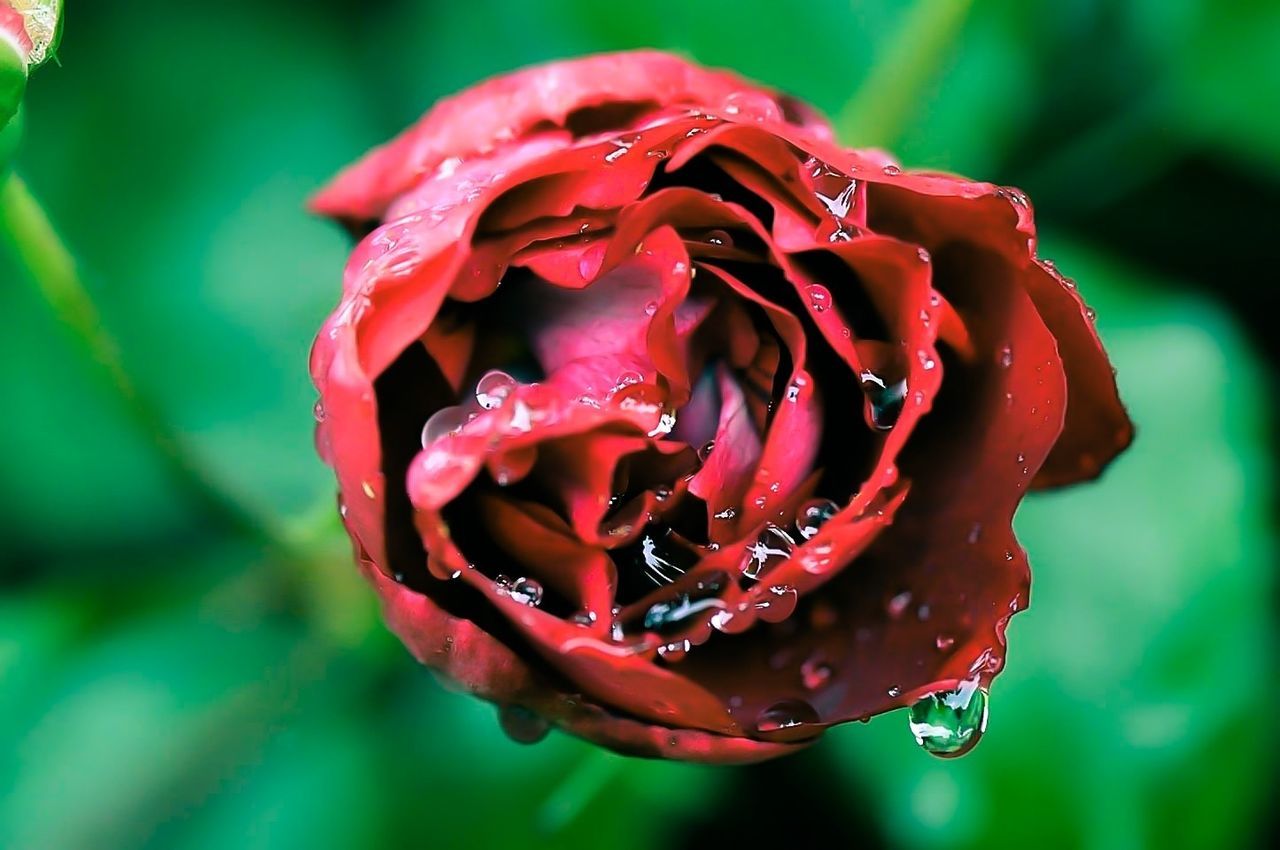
[493,575,512,596]
[908,677,988,758]
[698,440,716,461]
[882,164,902,176]
[657,639,692,661]
[860,370,907,430]
[801,656,834,690]
[918,350,937,371]
[361,480,376,499]
[998,345,1013,368]
[644,590,724,633]
[887,591,913,619]
[935,634,955,651]
[755,584,798,623]
[1016,452,1025,464]
[967,522,982,544]
[713,506,737,521]
[1085,307,1097,322]
[509,577,543,606]
[644,300,659,316]
[754,699,822,742]
[796,498,839,539]
[806,284,831,312]
[917,247,931,262]
[743,524,796,580]
[499,705,550,744]
[312,399,326,422]
[475,370,516,410]
[785,372,809,402]
[421,404,476,447]
[604,134,638,163]
[570,609,597,627]
[887,685,902,698]
[815,178,858,218]
[705,229,732,246]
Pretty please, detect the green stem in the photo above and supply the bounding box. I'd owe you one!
[0,172,310,567]
[835,0,976,149]
[537,750,624,834]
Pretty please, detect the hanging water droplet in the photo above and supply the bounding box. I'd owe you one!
[796,498,839,539]
[498,705,550,744]
[743,524,796,580]
[860,370,907,430]
[698,440,716,461]
[312,399,326,422]
[509,577,543,607]
[907,677,988,758]
[475,370,516,410]
[754,699,822,742]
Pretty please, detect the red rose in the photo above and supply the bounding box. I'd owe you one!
[310,51,1132,763]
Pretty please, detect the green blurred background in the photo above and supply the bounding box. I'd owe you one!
[1,1,1276,847]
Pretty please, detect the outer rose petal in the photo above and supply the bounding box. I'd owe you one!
[365,562,798,763]
[311,51,833,224]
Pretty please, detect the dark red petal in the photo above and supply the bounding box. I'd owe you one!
[312,51,831,224]
[365,562,798,763]
[1023,259,1134,487]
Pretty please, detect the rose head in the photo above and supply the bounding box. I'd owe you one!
[309,51,1132,763]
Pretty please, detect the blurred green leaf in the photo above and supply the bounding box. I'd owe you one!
[371,672,729,850]
[826,241,1277,848]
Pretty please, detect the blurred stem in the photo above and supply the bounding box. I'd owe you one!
[537,750,624,834]
[0,172,312,569]
[835,0,975,148]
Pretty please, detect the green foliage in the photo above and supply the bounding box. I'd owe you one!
[0,1,1276,848]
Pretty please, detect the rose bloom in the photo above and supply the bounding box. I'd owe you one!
[309,51,1132,763]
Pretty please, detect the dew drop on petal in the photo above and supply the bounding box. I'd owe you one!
[801,656,834,690]
[805,284,831,313]
[887,591,912,619]
[421,404,476,447]
[743,525,796,580]
[475,370,516,410]
[860,370,907,430]
[754,699,822,742]
[796,498,839,539]
[509,577,543,607]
